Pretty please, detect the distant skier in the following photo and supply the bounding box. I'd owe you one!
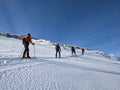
[71,46,76,56]
[22,33,35,58]
[81,48,85,55]
[55,43,61,58]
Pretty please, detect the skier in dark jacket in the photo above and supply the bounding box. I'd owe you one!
[22,33,35,58]
[71,46,76,56]
[55,44,61,58]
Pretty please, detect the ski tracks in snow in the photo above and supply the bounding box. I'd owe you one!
[0,57,120,90]
[0,57,94,90]
[0,57,80,90]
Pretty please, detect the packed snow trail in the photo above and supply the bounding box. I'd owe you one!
[0,36,120,90]
[0,57,120,90]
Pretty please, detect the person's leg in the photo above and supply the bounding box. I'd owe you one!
[26,44,30,58]
[22,45,27,58]
[74,51,76,55]
[59,51,61,58]
[82,51,84,55]
[74,50,76,55]
[55,50,58,58]
[83,50,84,55]
[27,48,30,58]
[72,51,73,55]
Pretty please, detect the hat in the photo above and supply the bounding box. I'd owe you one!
[27,33,31,37]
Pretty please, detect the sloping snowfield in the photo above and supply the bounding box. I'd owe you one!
[0,36,120,90]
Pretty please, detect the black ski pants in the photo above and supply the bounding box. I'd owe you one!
[23,44,30,57]
[56,50,61,58]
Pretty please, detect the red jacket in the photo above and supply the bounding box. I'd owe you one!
[24,36,34,45]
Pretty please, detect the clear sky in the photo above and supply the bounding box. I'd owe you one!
[0,0,120,56]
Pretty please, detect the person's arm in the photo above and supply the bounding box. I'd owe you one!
[29,37,35,45]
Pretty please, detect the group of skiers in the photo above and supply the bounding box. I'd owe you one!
[22,33,85,58]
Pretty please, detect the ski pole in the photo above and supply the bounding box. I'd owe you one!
[20,47,24,57]
[33,45,36,57]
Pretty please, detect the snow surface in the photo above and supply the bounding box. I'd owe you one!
[0,36,120,90]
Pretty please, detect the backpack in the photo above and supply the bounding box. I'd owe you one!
[55,44,61,51]
[22,37,29,45]
[22,37,26,44]
[71,47,75,52]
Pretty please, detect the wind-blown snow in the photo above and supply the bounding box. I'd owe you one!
[0,36,120,90]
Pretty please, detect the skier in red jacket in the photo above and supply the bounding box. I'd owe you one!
[22,33,35,58]
[81,48,85,55]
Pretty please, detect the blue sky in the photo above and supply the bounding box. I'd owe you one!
[0,0,120,56]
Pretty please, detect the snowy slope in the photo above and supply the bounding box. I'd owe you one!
[0,36,120,90]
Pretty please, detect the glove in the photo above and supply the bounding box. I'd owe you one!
[33,43,35,45]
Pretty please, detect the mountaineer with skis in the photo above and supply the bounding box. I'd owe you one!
[81,48,85,55]
[22,33,35,58]
[71,46,76,56]
[55,43,61,58]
